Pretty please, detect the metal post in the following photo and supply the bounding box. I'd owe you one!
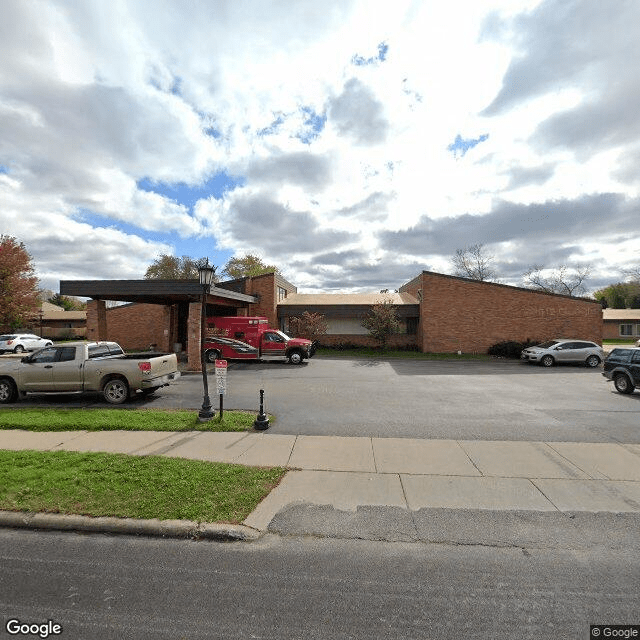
[198,265,215,423]
[253,389,270,430]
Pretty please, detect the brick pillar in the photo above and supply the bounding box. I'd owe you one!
[187,302,202,371]
[86,300,107,342]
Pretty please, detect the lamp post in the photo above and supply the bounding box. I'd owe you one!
[198,262,216,422]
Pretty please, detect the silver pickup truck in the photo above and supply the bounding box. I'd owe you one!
[0,341,180,405]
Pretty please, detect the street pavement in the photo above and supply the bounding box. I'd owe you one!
[1,428,639,541]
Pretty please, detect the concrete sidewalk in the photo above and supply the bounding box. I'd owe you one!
[1,429,640,534]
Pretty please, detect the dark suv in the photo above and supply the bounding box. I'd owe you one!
[602,348,640,394]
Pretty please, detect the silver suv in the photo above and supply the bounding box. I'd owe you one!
[521,339,603,368]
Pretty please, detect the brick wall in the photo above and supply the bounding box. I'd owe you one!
[92,303,172,351]
[411,272,602,353]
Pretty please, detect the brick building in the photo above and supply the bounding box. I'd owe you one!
[602,308,640,340]
[63,269,602,369]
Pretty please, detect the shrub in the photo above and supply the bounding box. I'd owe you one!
[488,339,541,359]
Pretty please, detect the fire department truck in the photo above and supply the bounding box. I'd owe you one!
[203,317,316,365]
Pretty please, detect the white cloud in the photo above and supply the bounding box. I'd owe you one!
[0,0,638,295]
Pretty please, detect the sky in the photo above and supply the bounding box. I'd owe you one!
[1,0,639,295]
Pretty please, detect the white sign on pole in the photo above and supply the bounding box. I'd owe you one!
[215,360,227,395]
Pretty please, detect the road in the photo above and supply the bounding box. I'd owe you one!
[17,357,640,443]
[1,527,638,640]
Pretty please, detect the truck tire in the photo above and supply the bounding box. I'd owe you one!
[288,350,304,365]
[0,378,18,404]
[614,373,634,395]
[103,378,130,404]
[205,349,221,364]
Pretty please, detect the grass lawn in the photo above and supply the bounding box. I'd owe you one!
[0,408,258,432]
[0,450,285,524]
[316,347,491,360]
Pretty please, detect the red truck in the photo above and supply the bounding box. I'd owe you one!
[203,317,316,365]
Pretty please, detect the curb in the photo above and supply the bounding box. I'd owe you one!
[0,510,261,542]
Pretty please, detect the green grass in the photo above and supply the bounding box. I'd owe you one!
[0,450,285,523]
[316,347,490,360]
[0,408,258,432]
[603,339,638,345]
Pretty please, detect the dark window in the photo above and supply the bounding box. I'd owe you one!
[631,351,640,363]
[89,345,111,358]
[30,348,57,363]
[406,317,418,335]
[57,347,77,362]
[609,349,633,362]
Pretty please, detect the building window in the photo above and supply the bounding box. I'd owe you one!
[277,286,287,302]
[620,324,634,336]
[406,317,418,335]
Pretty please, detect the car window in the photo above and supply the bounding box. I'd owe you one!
[29,348,58,363]
[631,351,640,364]
[88,344,112,358]
[0,335,16,340]
[57,347,77,362]
[608,349,633,361]
[106,344,124,356]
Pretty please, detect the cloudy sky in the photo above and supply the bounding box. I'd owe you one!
[1,0,639,294]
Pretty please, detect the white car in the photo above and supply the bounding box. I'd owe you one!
[0,334,53,354]
[520,339,604,368]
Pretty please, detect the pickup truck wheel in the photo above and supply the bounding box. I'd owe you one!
[103,378,130,404]
[288,350,304,365]
[205,349,221,364]
[540,355,555,367]
[0,378,18,404]
[585,355,600,368]
[614,373,634,394]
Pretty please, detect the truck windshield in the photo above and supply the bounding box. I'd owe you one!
[275,331,292,341]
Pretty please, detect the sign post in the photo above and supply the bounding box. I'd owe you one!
[214,360,227,418]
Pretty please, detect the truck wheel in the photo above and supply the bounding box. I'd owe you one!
[288,350,304,365]
[103,378,130,404]
[0,378,18,404]
[614,373,634,394]
[205,349,221,363]
[540,355,554,367]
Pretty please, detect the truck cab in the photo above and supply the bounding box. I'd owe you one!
[203,317,316,365]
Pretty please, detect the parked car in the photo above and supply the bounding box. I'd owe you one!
[0,334,53,354]
[602,347,640,394]
[520,339,604,367]
[0,341,180,404]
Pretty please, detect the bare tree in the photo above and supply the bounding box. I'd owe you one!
[451,244,497,281]
[523,264,591,296]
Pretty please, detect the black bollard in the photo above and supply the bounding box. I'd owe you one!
[253,389,270,431]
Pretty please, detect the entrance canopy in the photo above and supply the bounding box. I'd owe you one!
[60,279,257,306]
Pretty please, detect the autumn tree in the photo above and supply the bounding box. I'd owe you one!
[288,312,328,343]
[0,235,40,331]
[451,243,497,281]
[222,254,280,279]
[523,264,590,297]
[361,298,401,350]
[144,255,216,280]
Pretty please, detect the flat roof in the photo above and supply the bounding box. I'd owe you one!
[60,279,258,305]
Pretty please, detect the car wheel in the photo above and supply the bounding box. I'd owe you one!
[205,349,221,363]
[540,355,554,367]
[585,355,601,368]
[288,350,304,365]
[103,378,129,404]
[0,378,18,404]
[614,373,634,395]
[13,345,25,353]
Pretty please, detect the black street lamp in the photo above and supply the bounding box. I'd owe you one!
[198,262,216,422]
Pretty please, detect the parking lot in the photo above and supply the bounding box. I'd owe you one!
[12,357,640,443]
